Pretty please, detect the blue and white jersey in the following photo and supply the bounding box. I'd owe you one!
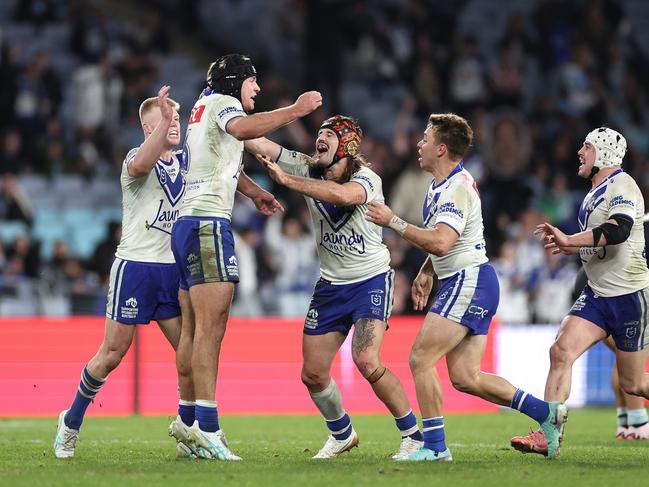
[577,170,649,296]
[179,90,246,220]
[423,163,488,279]
[115,147,187,264]
[277,149,391,284]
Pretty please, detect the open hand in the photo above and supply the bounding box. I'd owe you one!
[365,201,395,227]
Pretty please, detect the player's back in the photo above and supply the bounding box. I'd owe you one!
[423,165,488,279]
[179,91,246,220]
[578,170,649,296]
[116,147,186,264]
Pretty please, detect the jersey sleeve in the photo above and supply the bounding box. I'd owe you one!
[433,180,471,236]
[350,167,381,203]
[276,147,310,177]
[607,176,638,221]
[122,147,144,184]
[211,95,247,132]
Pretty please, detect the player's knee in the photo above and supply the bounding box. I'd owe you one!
[619,376,643,397]
[409,346,430,375]
[102,348,126,372]
[176,355,192,379]
[301,368,329,391]
[549,341,573,367]
[352,351,381,379]
[449,370,478,394]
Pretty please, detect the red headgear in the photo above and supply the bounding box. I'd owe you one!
[319,115,363,165]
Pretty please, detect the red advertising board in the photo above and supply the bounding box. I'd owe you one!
[0,317,497,417]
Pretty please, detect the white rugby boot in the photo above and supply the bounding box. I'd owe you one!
[391,436,424,460]
[312,428,359,459]
[53,410,79,459]
[187,424,242,461]
[168,416,199,458]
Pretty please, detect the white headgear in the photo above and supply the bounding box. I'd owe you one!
[584,127,627,169]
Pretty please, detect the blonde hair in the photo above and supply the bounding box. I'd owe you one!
[138,96,180,121]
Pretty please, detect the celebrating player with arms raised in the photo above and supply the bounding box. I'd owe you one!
[170,54,321,461]
[248,116,424,460]
[54,86,195,459]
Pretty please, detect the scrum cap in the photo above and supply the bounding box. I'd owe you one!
[206,54,257,101]
[319,115,362,165]
[585,127,627,169]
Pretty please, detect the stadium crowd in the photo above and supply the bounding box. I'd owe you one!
[1,0,649,320]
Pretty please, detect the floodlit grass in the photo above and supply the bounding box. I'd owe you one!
[1,409,647,487]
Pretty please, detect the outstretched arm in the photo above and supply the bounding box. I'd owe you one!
[365,201,459,256]
[244,138,282,162]
[128,85,175,177]
[256,154,365,206]
[227,91,322,140]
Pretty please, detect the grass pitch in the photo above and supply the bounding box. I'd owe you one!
[1,408,647,487]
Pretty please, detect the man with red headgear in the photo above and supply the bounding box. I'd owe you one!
[246,116,423,460]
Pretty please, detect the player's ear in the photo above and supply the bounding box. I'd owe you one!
[142,122,151,135]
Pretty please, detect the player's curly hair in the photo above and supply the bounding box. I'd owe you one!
[427,113,473,160]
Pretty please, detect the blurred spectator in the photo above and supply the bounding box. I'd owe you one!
[0,174,34,226]
[89,221,121,284]
[4,233,39,279]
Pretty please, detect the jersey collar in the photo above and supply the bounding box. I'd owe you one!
[432,161,464,190]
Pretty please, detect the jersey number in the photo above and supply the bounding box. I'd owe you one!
[189,105,206,124]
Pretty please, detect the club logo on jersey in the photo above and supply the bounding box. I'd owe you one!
[125,297,138,308]
[578,185,607,231]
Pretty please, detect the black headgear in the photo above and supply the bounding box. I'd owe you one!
[206,54,257,101]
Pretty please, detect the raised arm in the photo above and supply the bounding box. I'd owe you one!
[227,91,322,141]
[128,85,176,178]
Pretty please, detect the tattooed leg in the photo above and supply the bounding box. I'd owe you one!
[351,318,410,416]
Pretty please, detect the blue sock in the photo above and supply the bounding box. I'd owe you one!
[395,410,423,441]
[326,412,352,440]
[178,400,195,426]
[511,389,550,424]
[422,416,446,452]
[195,400,219,432]
[65,366,106,430]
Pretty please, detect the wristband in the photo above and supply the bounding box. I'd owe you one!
[388,215,408,235]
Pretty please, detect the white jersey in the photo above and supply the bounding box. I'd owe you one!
[423,164,488,279]
[277,149,391,284]
[179,91,246,219]
[116,147,186,264]
[577,170,649,296]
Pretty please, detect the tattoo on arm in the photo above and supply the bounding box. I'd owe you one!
[352,318,378,354]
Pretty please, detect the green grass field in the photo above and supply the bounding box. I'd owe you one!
[1,409,648,487]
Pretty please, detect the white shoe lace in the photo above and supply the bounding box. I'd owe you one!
[199,430,241,461]
[392,437,423,459]
[56,426,79,453]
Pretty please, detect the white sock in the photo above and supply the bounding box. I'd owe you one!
[628,408,648,426]
[309,379,345,420]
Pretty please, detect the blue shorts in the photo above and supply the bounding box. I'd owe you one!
[106,258,180,325]
[429,263,499,335]
[569,285,649,352]
[304,270,395,336]
[171,216,239,290]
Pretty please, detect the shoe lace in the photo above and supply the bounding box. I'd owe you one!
[318,435,339,455]
[60,429,78,450]
[395,437,420,456]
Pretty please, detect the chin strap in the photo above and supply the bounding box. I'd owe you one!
[588,166,600,180]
